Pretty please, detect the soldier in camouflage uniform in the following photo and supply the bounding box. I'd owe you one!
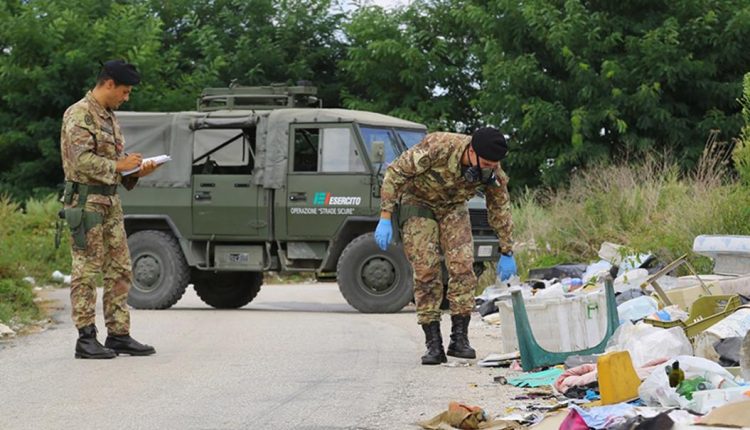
[60,60,159,359]
[374,128,517,365]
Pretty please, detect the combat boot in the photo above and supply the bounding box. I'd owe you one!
[447,314,476,359]
[105,334,156,356]
[421,321,447,365]
[75,325,116,359]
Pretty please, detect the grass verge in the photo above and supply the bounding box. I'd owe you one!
[0,195,70,325]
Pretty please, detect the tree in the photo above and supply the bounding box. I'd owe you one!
[340,0,483,131]
[467,0,750,188]
[0,0,164,200]
[145,0,346,108]
[0,0,346,200]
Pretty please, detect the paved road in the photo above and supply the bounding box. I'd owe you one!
[0,282,518,430]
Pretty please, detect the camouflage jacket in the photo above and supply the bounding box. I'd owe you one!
[380,132,514,253]
[60,91,137,205]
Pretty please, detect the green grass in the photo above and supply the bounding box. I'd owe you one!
[0,195,70,325]
[511,144,750,278]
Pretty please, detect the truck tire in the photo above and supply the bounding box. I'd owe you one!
[127,230,189,309]
[193,271,263,309]
[337,233,413,313]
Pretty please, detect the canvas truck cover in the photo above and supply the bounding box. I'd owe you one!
[117,111,202,188]
[118,108,426,189]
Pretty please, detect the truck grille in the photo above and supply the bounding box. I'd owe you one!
[469,209,493,235]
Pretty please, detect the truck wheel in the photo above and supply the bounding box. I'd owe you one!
[127,230,189,309]
[337,233,413,313]
[193,271,263,309]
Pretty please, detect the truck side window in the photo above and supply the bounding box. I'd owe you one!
[193,128,255,174]
[320,128,365,173]
[293,128,320,172]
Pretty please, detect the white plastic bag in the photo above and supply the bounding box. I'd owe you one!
[638,362,689,409]
[614,268,650,293]
[582,260,613,284]
[617,296,659,323]
[639,355,740,408]
[606,321,693,368]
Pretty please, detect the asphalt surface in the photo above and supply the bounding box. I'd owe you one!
[0,282,521,430]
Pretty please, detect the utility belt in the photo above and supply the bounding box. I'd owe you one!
[57,181,117,250]
[392,203,436,243]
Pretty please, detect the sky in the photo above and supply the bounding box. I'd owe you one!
[368,0,410,8]
[343,0,411,10]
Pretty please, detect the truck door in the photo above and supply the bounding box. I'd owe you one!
[192,128,266,238]
[282,124,371,240]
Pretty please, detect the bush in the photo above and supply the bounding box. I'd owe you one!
[512,141,750,277]
[0,278,41,324]
[735,73,750,185]
[0,194,70,324]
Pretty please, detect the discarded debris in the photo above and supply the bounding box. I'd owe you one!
[466,238,750,430]
[478,352,520,368]
[0,323,16,338]
[51,270,71,284]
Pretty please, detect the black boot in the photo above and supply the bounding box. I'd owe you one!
[75,325,116,359]
[105,334,156,356]
[447,314,476,359]
[421,321,447,365]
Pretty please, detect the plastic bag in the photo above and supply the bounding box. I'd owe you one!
[605,321,693,368]
[639,355,740,408]
[614,268,650,293]
[647,305,689,322]
[582,260,613,284]
[617,296,659,323]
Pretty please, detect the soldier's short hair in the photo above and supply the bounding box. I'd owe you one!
[96,60,141,86]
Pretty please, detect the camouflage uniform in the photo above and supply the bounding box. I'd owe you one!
[380,132,513,325]
[60,91,138,335]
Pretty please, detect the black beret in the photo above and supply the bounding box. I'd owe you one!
[471,127,507,161]
[102,59,141,85]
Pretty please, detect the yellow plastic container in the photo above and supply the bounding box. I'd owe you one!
[597,351,641,405]
[644,295,741,338]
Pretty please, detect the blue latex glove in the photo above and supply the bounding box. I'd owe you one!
[498,253,517,281]
[374,218,392,251]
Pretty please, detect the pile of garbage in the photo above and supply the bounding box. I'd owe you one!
[424,235,750,429]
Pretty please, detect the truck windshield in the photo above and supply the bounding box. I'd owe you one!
[359,126,401,167]
[396,129,426,149]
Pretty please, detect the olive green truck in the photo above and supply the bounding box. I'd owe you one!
[118,85,500,312]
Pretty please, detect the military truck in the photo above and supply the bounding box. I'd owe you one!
[118,85,500,313]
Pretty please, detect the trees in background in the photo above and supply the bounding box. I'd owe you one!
[1,0,748,199]
[341,1,482,131]
[0,0,344,200]
[0,0,163,199]
[468,0,750,187]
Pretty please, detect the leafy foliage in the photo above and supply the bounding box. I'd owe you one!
[340,1,483,131]
[0,195,68,324]
[0,0,344,201]
[734,73,750,184]
[0,0,748,199]
[468,0,750,188]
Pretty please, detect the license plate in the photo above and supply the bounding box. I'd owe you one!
[477,245,493,257]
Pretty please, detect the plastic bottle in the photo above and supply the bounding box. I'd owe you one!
[561,277,583,293]
[676,376,709,400]
[668,361,685,387]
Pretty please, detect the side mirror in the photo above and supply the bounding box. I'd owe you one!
[371,141,385,164]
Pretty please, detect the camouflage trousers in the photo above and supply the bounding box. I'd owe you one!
[70,199,132,335]
[401,204,476,325]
